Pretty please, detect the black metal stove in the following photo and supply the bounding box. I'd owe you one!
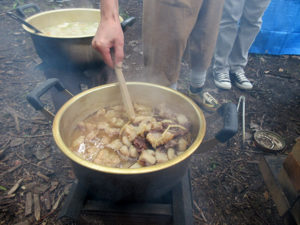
[58,171,194,225]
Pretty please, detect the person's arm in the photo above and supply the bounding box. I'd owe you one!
[92,0,124,68]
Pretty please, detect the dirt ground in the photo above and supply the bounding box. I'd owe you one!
[0,0,300,225]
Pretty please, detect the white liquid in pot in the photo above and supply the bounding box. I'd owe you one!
[42,21,99,37]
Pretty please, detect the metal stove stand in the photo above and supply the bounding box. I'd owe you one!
[58,171,194,225]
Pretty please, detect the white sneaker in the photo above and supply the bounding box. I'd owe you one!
[213,71,232,90]
[231,71,253,90]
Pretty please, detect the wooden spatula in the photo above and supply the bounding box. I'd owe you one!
[114,62,135,120]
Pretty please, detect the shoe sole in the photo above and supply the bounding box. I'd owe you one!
[214,80,232,90]
[188,96,219,112]
[196,101,219,112]
[187,92,219,112]
[234,82,253,90]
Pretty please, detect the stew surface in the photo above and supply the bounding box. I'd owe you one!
[70,103,193,168]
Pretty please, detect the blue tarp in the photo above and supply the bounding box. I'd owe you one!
[249,0,300,55]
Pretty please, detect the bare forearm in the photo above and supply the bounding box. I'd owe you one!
[100,0,120,22]
[92,0,124,68]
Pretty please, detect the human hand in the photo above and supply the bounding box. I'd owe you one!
[92,18,124,68]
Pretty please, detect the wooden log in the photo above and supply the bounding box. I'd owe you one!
[25,192,32,216]
[33,193,41,221]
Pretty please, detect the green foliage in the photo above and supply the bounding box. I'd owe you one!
[0,185,7,191]
[208,161,219,171]
[12,0,24,9]
[119,10,130,20]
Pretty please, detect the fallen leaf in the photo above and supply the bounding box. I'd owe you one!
[0,185,7,191]
[33,184,49,194]
[33,149,50,160]
[10,138,24,147]
[263,191,269,200]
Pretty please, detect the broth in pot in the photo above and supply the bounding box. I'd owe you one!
[42,21,99,37]
[70,103,193,168]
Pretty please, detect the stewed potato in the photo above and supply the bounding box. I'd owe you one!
[70,103,192,168]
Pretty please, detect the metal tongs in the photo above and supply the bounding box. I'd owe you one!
[237,96,246,147]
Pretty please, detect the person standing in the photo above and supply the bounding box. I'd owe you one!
[212,0,271,90]
[93,0,225,111]
[142,0,224,111]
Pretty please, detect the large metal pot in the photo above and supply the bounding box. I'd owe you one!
[27,79,238,201]
[15,4,135,68]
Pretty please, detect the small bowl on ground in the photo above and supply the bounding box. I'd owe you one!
[253,130,286,153]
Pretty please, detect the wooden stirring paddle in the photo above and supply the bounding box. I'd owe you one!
[114,62,135,120]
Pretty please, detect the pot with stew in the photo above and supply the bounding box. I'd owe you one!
[13,4,135,68]
[27,79,238,201]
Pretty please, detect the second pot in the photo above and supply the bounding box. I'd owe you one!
[16,4,135,68]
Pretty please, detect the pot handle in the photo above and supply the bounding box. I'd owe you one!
[196,102,238,153]
[16,3,41,18]
[27,78,73,120]
[121,17,136,32]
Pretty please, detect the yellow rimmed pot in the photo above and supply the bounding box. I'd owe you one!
[10,3,135,68]
[27,79,238,201]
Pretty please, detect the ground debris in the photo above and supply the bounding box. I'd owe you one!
[25,192,32,216]
[41,192,51,211]
[33,184,49,194]
[10,138,24,148]
[193,200,207,223]
[0,139,10,159]
[5,106,21,132]
[31,116,50,125]
[1,162,22,176]
[7,178,23,195]
[49,181,59,192]
[52,192,64,211]
[36,171,50,182]
[22,182,37,191]
[33,193,41,221]
[14,221,29,225]
[33,149,50,160]
[0,197,16,206]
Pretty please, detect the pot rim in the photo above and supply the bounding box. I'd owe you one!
[22,8,123,39]
[52,82,206,175]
